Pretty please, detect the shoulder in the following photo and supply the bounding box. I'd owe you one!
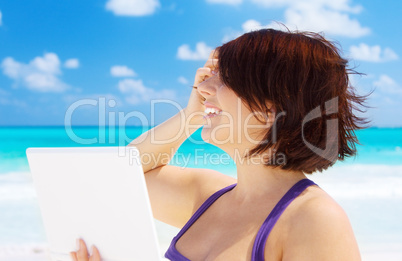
[144,165,235,227]
[281,185,361,261]
[189,168,237,208]
[157,166,236,209]
[146,165,235,191]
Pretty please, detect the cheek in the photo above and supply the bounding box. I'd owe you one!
[201,113,233,144]
[217,87,240,117]
[235,99,271,142]
[243,112,271,144]
[215,86,268,143]
[216,89,243,138]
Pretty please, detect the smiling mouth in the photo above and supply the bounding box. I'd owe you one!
[204,107,222,119]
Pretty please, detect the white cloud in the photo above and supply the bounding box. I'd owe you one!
[118,79,175,105]
[110,65,137,77]
[374,75,402,95]
[234,0,370,38]
[282,6,369,38]
[177,42,213,61]
[64,58,80,69]
[105,0,160,16]
[222,19,278,42]
[31,53,60,74]
[250,0,361,12]
[178,76,189,85]
[241,19,268,32]
[206,0,242,5]
[1,53,69,92]
[349,43,399,62]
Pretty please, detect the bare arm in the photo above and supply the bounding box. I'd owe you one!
[128,52,218,173]
[128,108,200,173]
[282,195,361,261]
[128,51,235,228]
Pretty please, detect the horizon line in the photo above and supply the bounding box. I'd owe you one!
[0,125,401,129]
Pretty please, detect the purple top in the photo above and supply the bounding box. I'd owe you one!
[165,179,316,261]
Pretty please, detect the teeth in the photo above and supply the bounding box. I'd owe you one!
[204,107,222,115]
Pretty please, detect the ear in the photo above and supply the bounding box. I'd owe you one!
[266,101,276,124]
[267,102,276,113]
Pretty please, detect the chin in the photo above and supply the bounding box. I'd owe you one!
[201,125,233,147]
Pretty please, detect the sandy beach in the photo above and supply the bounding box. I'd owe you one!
[1,164,402,260]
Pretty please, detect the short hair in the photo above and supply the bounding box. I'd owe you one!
[217,28,370,174]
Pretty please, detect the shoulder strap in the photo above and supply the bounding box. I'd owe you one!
[174,183,237,241]
[251,179,317,261]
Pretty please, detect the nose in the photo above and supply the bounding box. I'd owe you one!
[197,76,218,98]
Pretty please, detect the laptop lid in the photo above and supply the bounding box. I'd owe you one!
[26,146,161,261]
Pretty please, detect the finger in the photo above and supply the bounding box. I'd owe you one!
[208,49,219,60]
[77,239,89,260]
[70,251,78,261]
[89,246,101,261]
[194,67,213,85]
[196,67,212,77]
[203,58,219,69]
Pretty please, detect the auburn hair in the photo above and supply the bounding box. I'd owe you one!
[217,29,370,174]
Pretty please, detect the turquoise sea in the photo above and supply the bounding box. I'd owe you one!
[1,126,401,173]
[0,126,402,260]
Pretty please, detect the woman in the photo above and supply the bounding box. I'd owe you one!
[71,29,367,261]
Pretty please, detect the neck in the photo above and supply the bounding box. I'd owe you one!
[232,154,306,202]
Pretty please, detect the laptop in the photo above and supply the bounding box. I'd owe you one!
[26,146,162,261]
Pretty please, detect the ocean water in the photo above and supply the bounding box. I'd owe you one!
[1,126,401,173]
[0,126,401,260]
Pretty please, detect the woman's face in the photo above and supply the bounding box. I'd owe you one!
[197,74,274,156]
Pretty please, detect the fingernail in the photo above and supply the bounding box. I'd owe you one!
[211,69,217,75]
[76,238,80,250]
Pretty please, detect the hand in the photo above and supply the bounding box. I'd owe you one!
[70,239,101,261]
[185,50,219,124]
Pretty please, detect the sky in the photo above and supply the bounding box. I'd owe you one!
[0,0,401,127]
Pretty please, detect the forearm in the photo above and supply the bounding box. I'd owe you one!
[128,109,202,173]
